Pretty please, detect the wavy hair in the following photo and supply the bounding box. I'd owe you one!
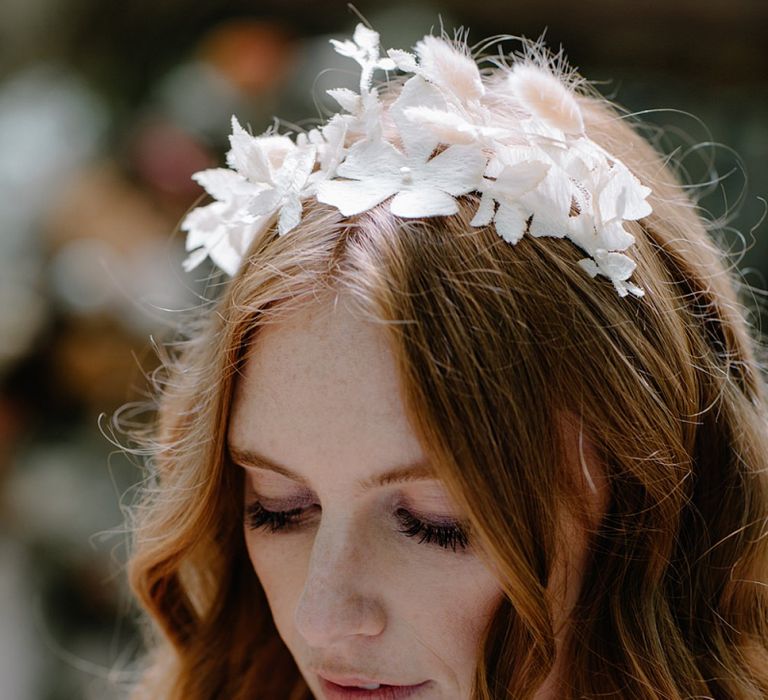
[123,34,768,700]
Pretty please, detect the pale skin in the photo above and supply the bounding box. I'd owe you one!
[228,292,608,699]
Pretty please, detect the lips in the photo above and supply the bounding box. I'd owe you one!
[317,675,432,699]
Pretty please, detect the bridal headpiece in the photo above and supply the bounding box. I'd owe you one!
[181,24,653,297]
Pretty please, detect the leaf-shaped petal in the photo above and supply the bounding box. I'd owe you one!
[256,135,296,173]
[577,257,600,278]
[191,168,247,201]
[208,232,245,277]
[423,144,486,195]
[598,220,636,251]
[593,249,636,280]
[390,187,459,217]
[181,202,225,250]
[470,190,496,227]
[390,76,445,159]
[336,139,403,181]
[537,167,575,213]
[182,246,209,273]
[329,38,358,58]
[494,160,551,200]
[527,205,569,239]
[494,202,529,244]
[277,144,316,193]
[316,178,397,216]
[599,164,653,221]
[387,48,418,73]
[249,187,282,217]
[353,24,380,52]
[327,88,361,114]
[226,116,271,183]
[278,196,303,235]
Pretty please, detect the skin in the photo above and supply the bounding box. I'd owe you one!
[228,293,608,699]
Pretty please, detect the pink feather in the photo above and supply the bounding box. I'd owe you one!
[415,35,484,102]
[507,63,585,135]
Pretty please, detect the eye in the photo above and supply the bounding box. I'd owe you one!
[245,500,311,533]
[394,507,470,552]
[245,500,471,553]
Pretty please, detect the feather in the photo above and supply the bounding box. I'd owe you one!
[414,35,484,101]
[507,63,584,135]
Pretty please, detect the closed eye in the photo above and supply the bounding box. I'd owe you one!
[244,500,471,553]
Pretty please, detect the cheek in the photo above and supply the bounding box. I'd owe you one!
[243,529,310,638]
[402,560,504,672]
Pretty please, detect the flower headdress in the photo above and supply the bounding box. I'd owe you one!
[182,24,653,298]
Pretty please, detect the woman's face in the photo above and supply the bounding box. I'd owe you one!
[228,294,505,699]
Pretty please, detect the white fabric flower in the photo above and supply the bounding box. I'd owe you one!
[330,23,395,93]
[470,154,551,243]
[246,144,317,235]
[182,200,268,277]
[299,115,349,181]
[182,116,316,275]
[317,76,486,217]
[578,249,644,298]
[316,138,485,218]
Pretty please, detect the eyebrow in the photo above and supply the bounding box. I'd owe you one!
[227,445,437,490]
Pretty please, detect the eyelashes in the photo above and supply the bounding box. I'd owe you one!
[393,507,470,553]
[244,500,470,553]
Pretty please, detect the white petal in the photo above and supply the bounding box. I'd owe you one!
[470,190,495,227]
[389,76,445,159]
[390,187,458,217]
[316,178,397,216]
[249,187,281,217]
[209,246,242,277]
[527,206,569,239]
[390,75,448,120]
[181,202,224,250]
[181,246,209,272]
[424,144,486,196]
[376,57,396,71]
[191,168,254,201]
[598,220,636,251]
[255,135,296,174]
[280,144,316,192]
[206,226,244,277]
[387,48,418,73]
[494,160,551,199]
[329,38,358,58]
[538,168,575,213]
[593,250,636,280]
[336,139,403,181]
[507,63,584,135]
[327,88,361,113]
[577,257,600,278]
[402,107,477,144]
[226,116,271,182]
[353,24,380,52]
[601,164,653,221]
[494,202,529,244]
[278,196,303,235]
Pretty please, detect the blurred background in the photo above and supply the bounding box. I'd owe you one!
[0,1,766,698]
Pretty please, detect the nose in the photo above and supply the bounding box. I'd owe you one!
[293,514,387,647]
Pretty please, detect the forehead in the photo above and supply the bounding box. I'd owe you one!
[228,294,426,479]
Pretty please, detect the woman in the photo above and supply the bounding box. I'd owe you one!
[125,23,768,699]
